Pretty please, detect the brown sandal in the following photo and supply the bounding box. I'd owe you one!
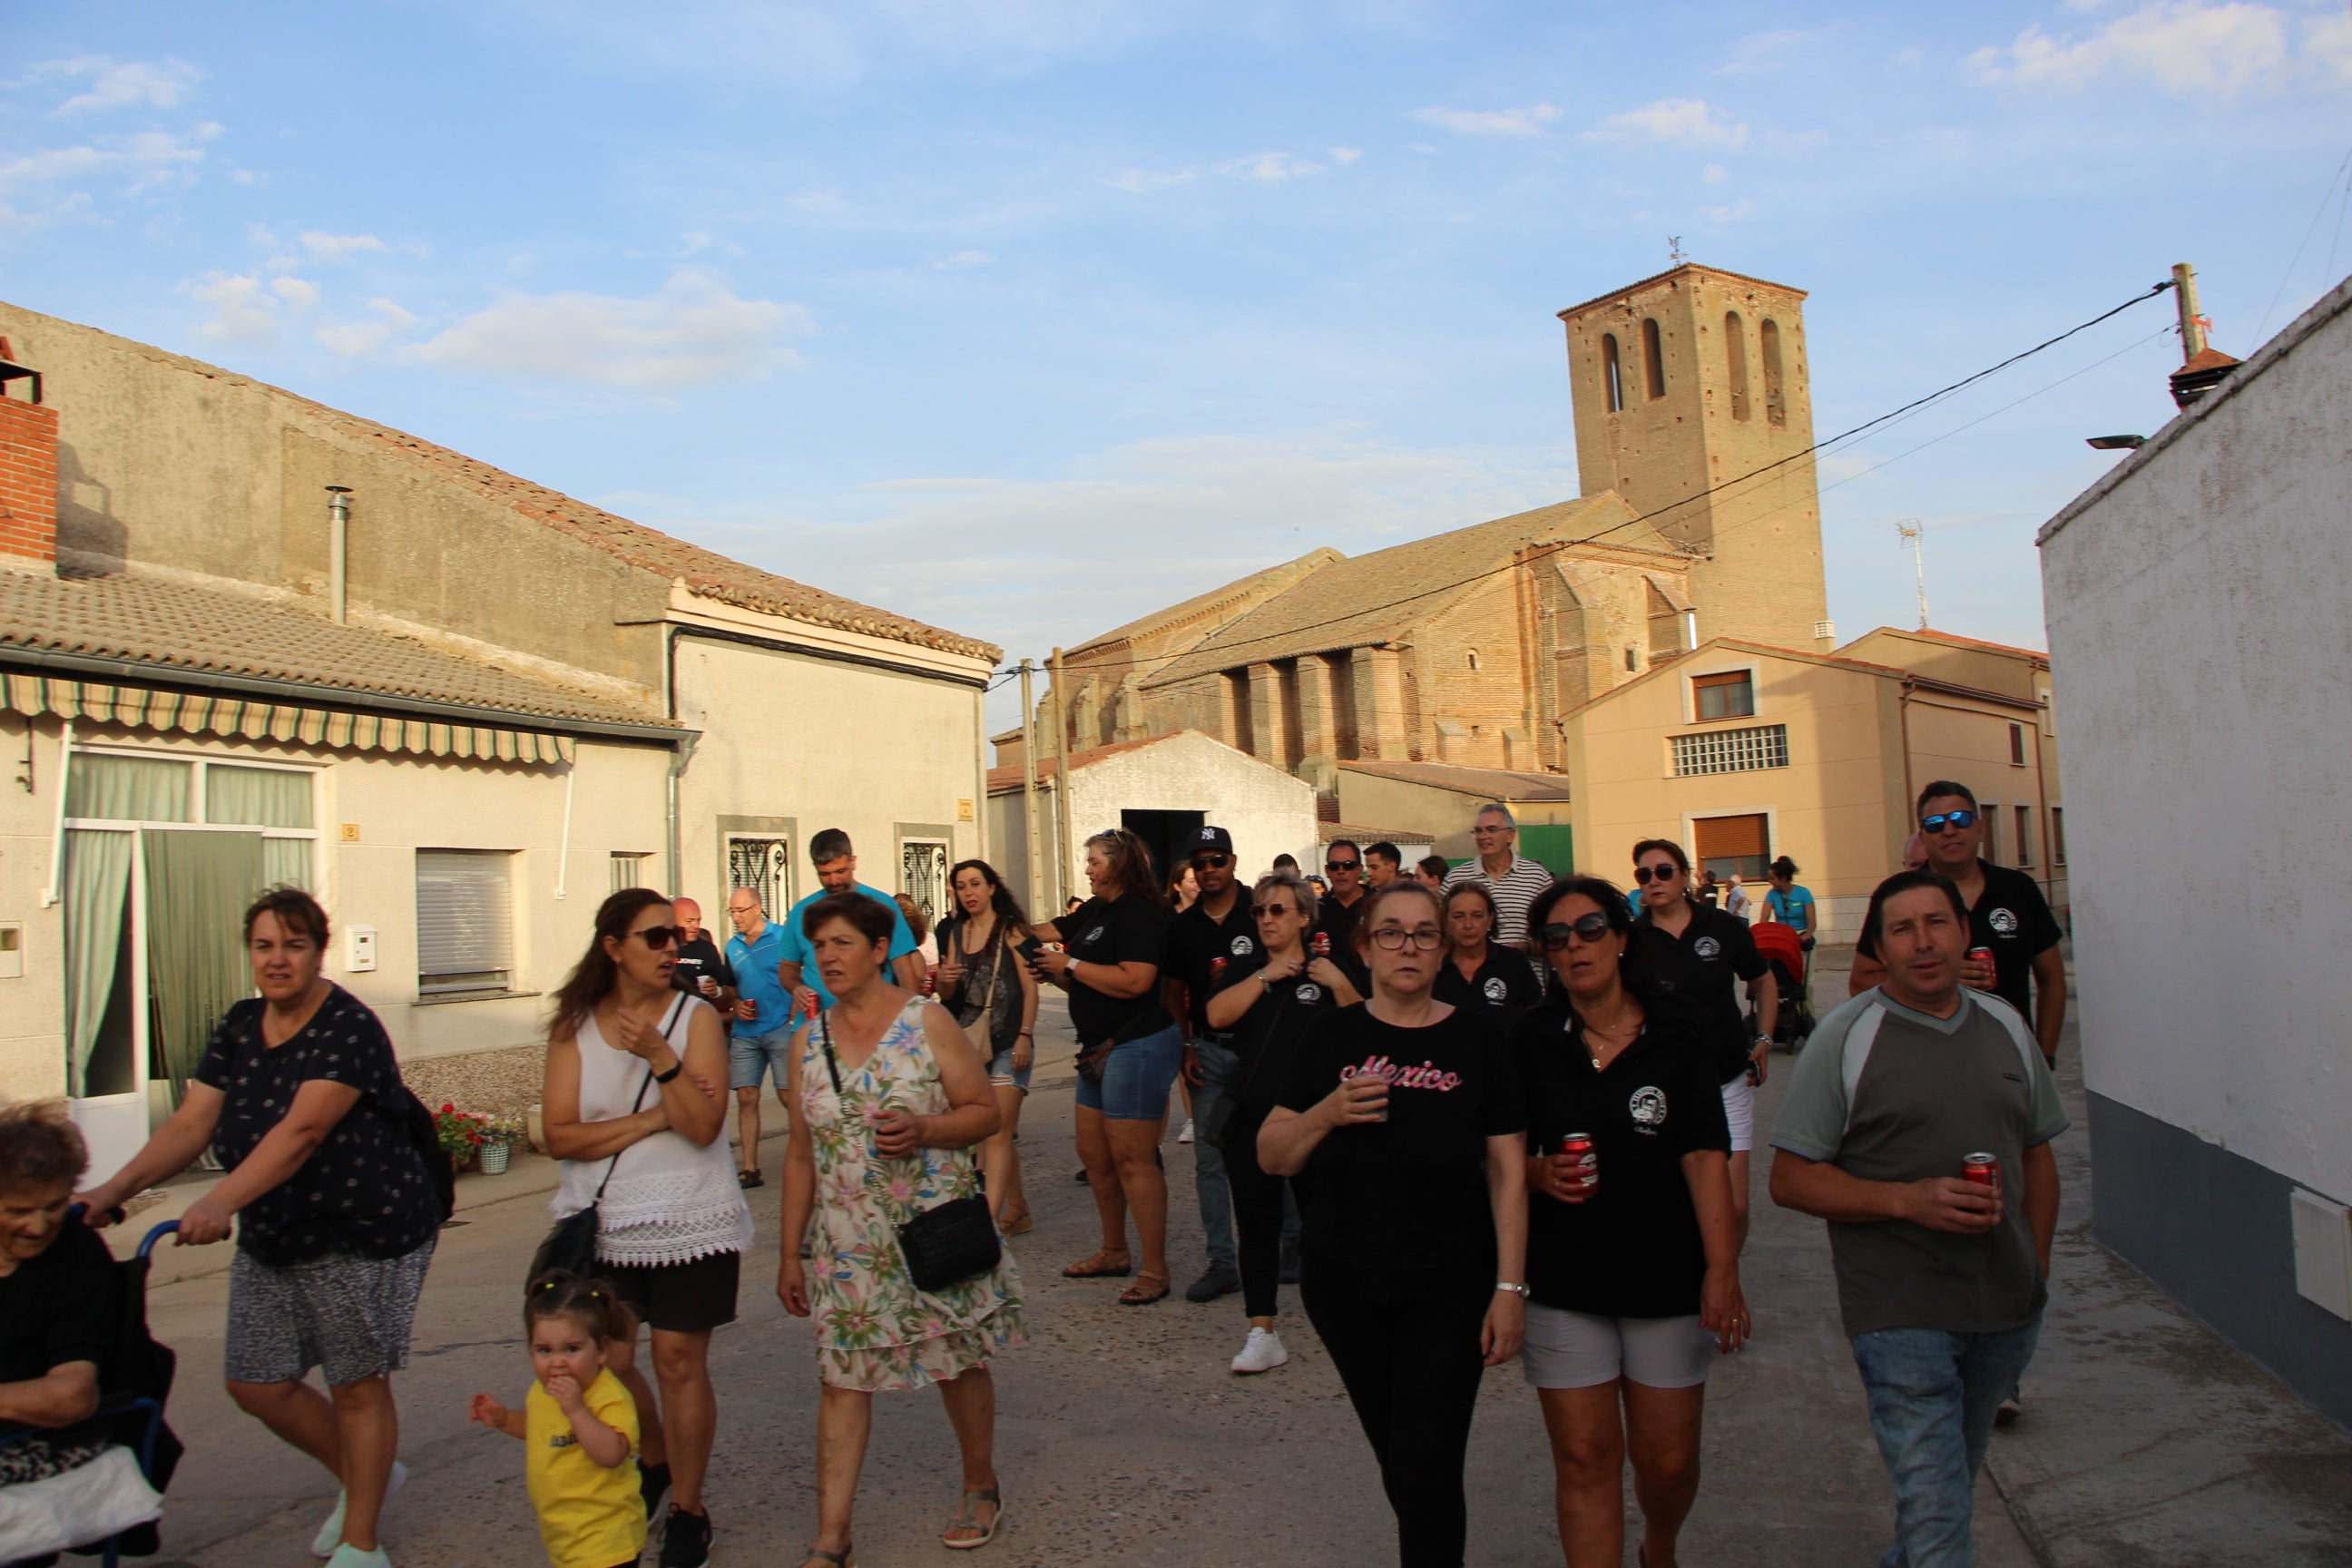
[1119,1269,1171,1306]
[1063,1249,1132,1279]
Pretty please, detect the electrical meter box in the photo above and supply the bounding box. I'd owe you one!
[347,925,378,974]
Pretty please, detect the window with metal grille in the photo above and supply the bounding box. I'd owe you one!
[1671,723,1788,776]
[416,848,516,995]
[610,851,653,896]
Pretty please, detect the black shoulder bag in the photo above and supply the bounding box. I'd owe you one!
[818,1005,1003,1294]
[529,995,686,1282]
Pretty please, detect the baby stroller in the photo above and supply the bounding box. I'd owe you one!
[1749,920,1814,1054]
[0,1219,183,1567]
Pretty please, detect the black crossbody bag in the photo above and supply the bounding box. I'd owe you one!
[818,1006,1003,1294]
[529,995,686,1282]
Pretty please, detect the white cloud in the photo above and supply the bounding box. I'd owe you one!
[405,271,811,389]
[1220,151,1323,181]
[0,128,209,225]
[1585,98,1749,151]
[1328,145,1362,165]
[185,273,281,344]
[1106,166,1197,192]
[1966,2,2296,95]
[928,249,995,270]
[296,230,386,262]
[270,276,319,311]
[28,55,201,113]
[1702,162,1730,183]
[1720,27,1838,76]
[1703,197,1760,226]
[318,298,420,358]
[1410,103,1561,136]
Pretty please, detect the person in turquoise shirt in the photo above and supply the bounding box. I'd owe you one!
[1764,856,1818,947]
[775,829,922,1014]
[723,887,799,1188]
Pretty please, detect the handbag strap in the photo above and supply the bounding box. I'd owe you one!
[593,993,687,1202]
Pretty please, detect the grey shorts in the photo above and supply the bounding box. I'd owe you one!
[223,1238,436,1387]
[1522,1303,1713,1390]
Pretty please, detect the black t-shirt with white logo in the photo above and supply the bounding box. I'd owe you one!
[1511,993,1730,1318]
[1855,859,2063,1024]
[1164,893,1260,1035]
[1063,893,1176,1045]
[1630,902,1770,1085]
[1432,940,1544,1023]
[1277,1004,1525,1286]
[1210,948,1342,1125]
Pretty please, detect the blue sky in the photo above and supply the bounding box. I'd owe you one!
[5,1,2350,729]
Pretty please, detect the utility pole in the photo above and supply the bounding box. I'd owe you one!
[1895,519,1929,630]
[1048,647,1073,912]
[1018,660,1043,916]
[2172,262,2205,361]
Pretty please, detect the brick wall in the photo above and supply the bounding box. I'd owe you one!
[0,395,58,564]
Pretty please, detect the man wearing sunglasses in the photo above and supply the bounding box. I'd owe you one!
[1313,838,1370,956]
[1439,804,1553,948]
[1161,826,1259,1303]
[1848,781,2066,1069]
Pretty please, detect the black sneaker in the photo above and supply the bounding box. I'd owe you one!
[1185,1264,1240,1303]
[660,1504,713,1568]
[639,1459,672,1517]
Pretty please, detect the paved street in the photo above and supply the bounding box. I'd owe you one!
[121,959,2352,1566]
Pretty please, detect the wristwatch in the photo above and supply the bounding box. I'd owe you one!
[1494,1281,1530,1298]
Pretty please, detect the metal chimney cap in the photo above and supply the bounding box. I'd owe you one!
[324,485,354,494]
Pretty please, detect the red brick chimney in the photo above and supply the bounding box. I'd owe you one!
[0,339,57,566]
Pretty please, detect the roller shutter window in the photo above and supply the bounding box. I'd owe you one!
[416,848,516,995]
[1694,813,1769,882]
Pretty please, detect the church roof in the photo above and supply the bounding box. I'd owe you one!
[1067,548,1342,662]
[1557,261,1808,320]
[1142,494,1666,687]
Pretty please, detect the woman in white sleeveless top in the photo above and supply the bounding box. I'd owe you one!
[542,889,751,1568]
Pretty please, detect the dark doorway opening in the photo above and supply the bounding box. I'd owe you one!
[1119,808,1205,894]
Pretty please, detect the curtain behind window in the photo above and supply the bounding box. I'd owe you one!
[63,828,134,1097]
[207,766,314,828]
[66,755,191,821]
[142,829,264,1103]
[262,838,313,890]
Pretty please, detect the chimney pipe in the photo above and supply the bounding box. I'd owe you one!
[2172,262,2205,363]
[325,485,351,624]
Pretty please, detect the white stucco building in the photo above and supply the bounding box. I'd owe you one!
[2037,273,2352,1426]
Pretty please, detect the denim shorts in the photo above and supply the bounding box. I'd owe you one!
[729,1026,794,1091]
[985,1041,1034,1093]
[1073,1022,1184,1120]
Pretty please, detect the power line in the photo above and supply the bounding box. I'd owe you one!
[1012,279,2176,683]
[2254,142,2352,345]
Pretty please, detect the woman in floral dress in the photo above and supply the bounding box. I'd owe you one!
[778,890,1023,1566]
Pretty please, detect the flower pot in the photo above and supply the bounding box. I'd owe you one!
[479,1141,512,1175]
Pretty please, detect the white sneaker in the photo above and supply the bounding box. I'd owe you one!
[1178,1118,1195,1144]
[1230,1327,1289,1375]
[312,1461,407,1557]
[323,1546,391,1568]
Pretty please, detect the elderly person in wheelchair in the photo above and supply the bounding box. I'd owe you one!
[0,1101,176,1567]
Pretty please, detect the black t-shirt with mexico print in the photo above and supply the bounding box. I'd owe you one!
[1062,893,1176,1046]
[1277,1004,1525,1285]
[1511,993,1730,1318]
[1210,948,1343,1126]
[1855,859,2063,1027]
[193,985,441,1267]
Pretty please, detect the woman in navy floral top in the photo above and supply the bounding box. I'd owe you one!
[82,887,437,1568]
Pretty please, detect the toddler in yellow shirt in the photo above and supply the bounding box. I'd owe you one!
[470,1272,649,1568]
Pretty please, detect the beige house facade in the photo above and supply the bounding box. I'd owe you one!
[1563,636,2063,939]
[1334,760,1576,866]
[0,304,998,1180]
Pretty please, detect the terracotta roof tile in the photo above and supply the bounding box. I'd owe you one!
[0,569,669,729]
[1338,760,1573,800]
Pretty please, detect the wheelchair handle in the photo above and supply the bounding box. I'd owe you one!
[139,1220,181,1259]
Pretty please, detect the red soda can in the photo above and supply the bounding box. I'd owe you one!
[1313,931,1332,958]
[1560,1132,1596,1193]
[1962,1152,2001,1198]
[1966,946,1994,973]
[1210,956,1228,986]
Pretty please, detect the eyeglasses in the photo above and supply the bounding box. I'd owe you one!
[1471,824,1509,836]
[1191,854,1230,870]
[631,926,684,948]
[1920,810,1978,833]
[1327,858,1361,872]
[1632,864,1682,884]
[1368,927,1443,952]
[1250,902,1298,918]
[1537,913,1615,950]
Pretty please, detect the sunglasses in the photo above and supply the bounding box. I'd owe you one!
[1920,810,1978,833]
[1191,854,1231,869]
[1538,913,1616,950]
[1368,927,1443,952]
[1632,864,1682,884]
[1327,858,1361,872]
[1250,902,1298,918]
[631,926,684,948]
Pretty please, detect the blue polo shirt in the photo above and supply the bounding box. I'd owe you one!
[777,881,919,1008]
[725,919,796,1036]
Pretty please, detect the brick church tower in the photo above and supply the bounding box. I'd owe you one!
[1558,265,1832,653]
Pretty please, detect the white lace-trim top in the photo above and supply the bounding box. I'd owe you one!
[550,995,754,1268]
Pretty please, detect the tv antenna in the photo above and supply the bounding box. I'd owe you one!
[1893,518,1929,630]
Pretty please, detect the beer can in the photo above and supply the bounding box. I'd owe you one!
[1560,1132,1597,1191]
[1210,956,1228,985]
[1966,946,1995,970]
[1962,1152,2001,1196]
[1312,931,1332,958]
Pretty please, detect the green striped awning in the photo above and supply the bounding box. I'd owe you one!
[0,673,575,764]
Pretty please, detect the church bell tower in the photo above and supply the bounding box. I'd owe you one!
[1558,265,1832,652]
